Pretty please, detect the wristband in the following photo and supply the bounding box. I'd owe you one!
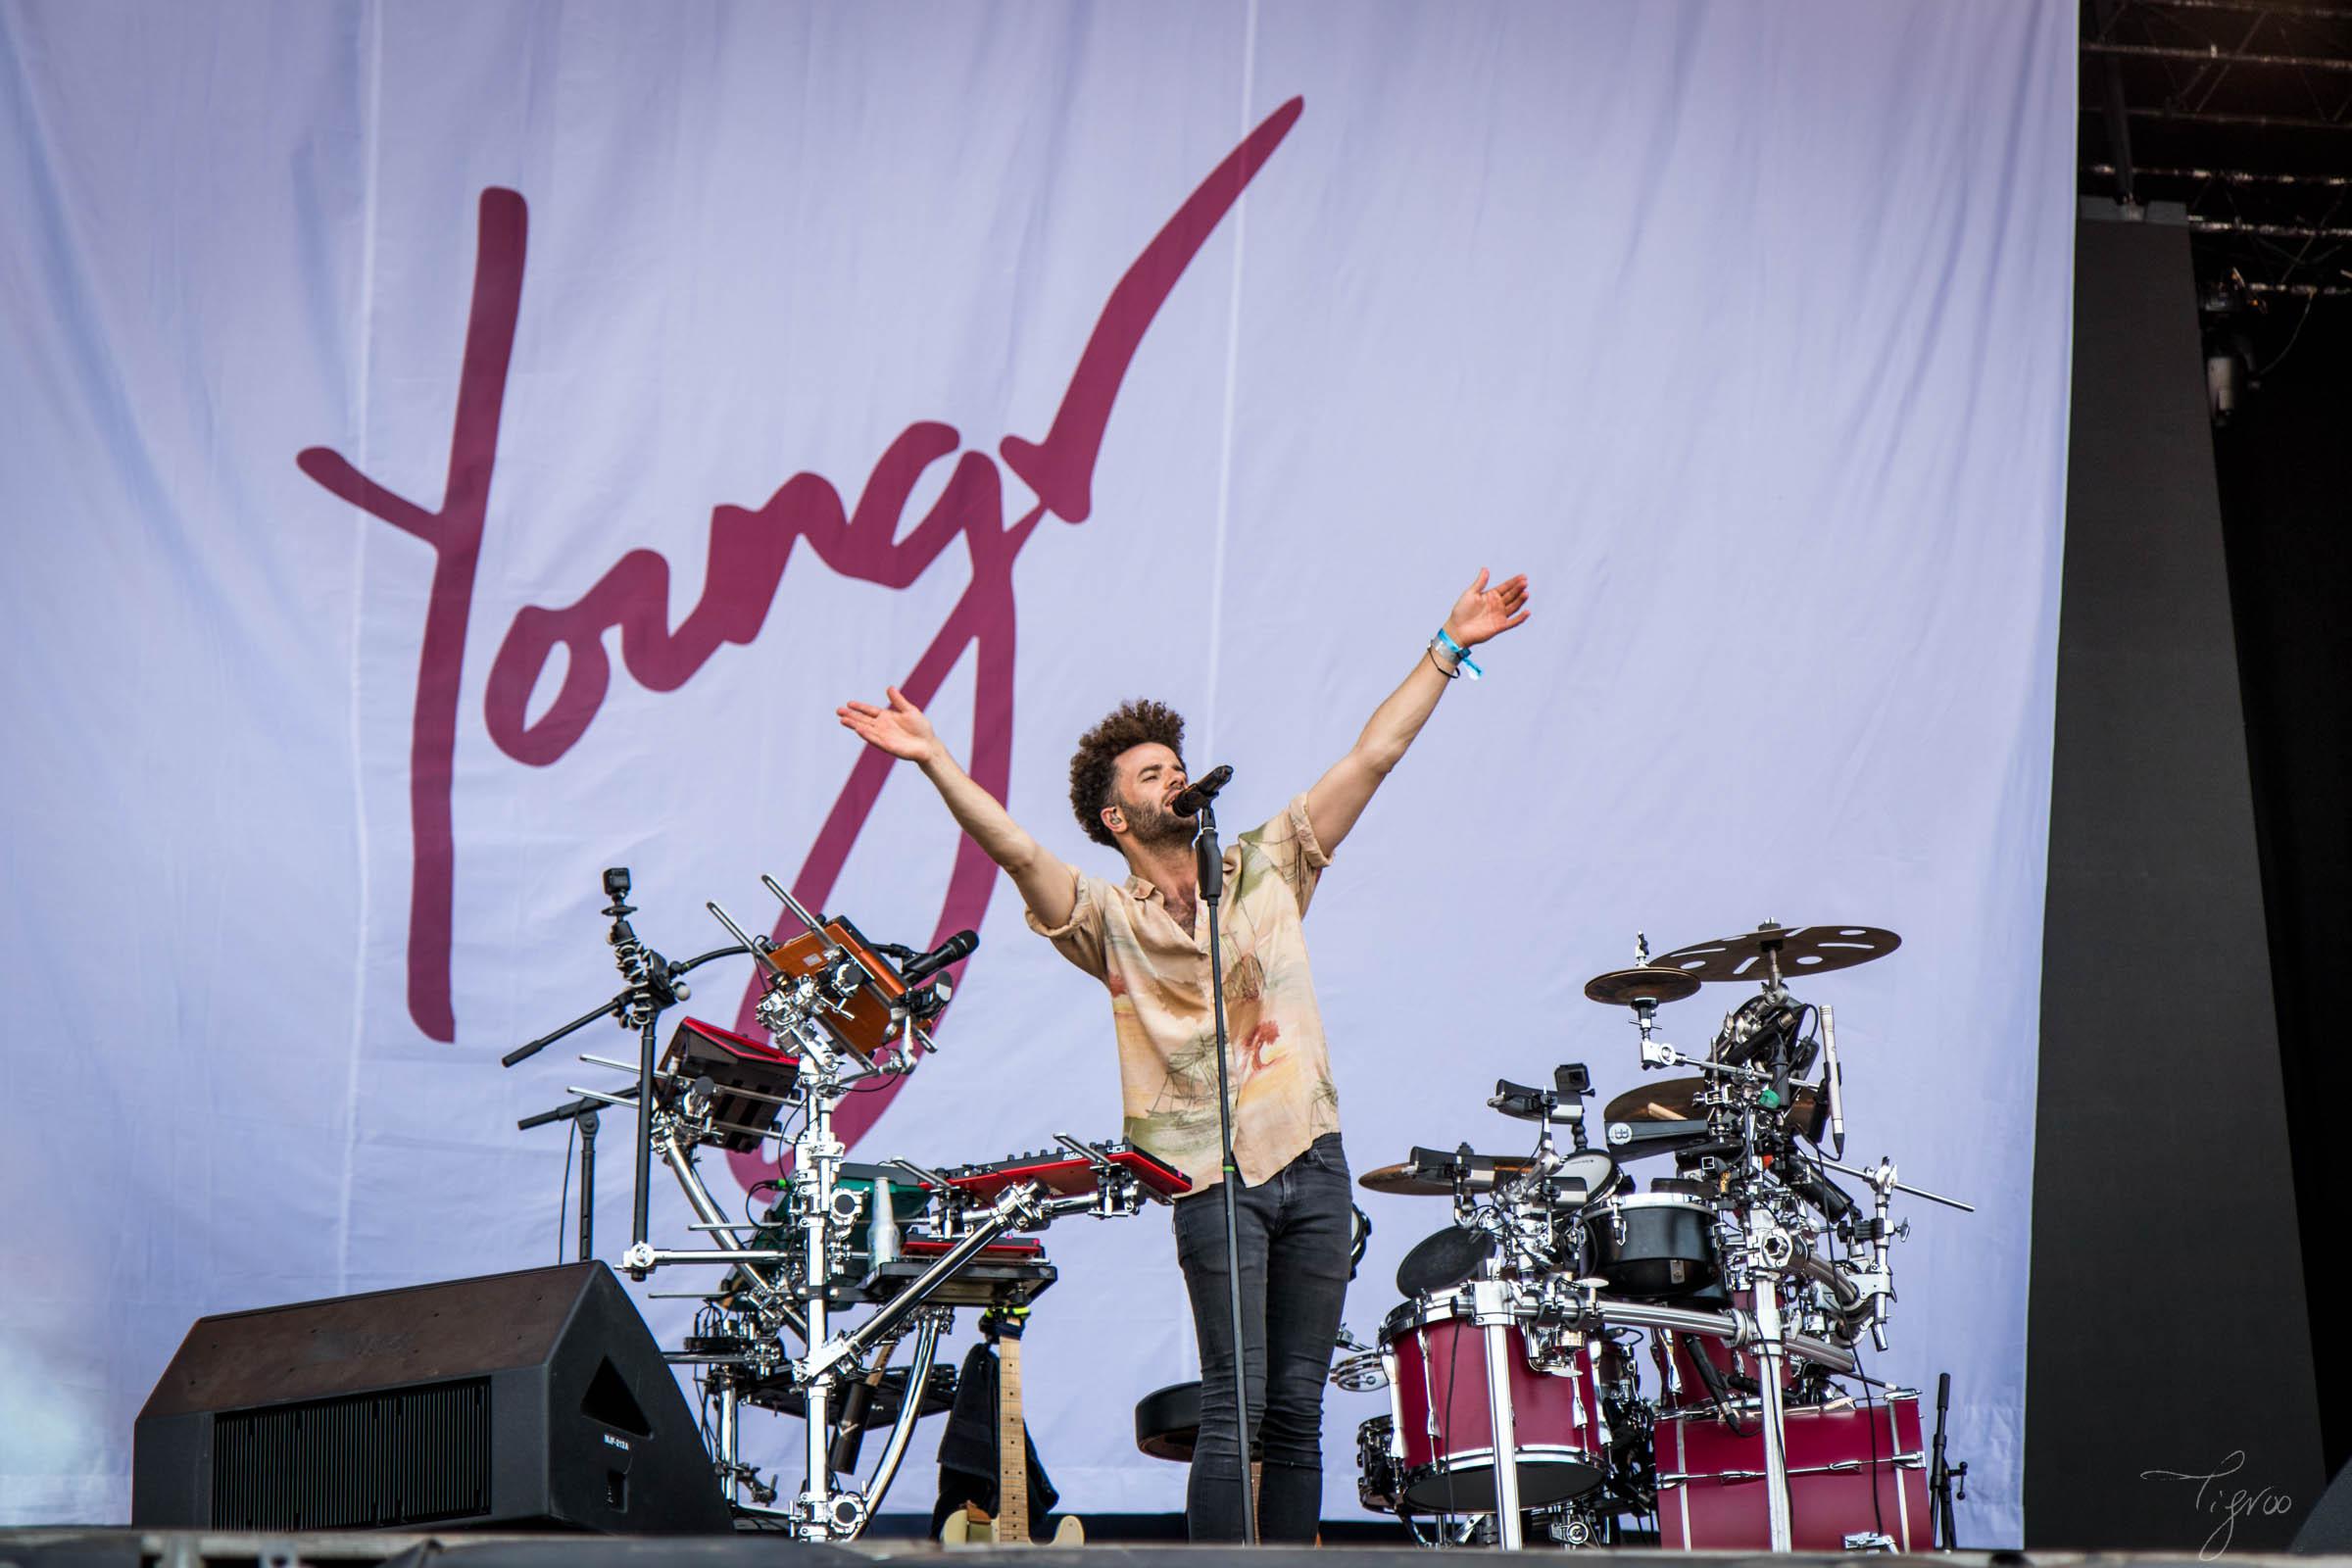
[1434,626,1482,681]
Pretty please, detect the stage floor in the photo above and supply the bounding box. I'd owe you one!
[0,1532,2332,1568]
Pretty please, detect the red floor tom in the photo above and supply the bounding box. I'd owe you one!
[1380,1293,1609,1512]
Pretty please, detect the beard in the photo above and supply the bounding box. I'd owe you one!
[1119,790,1196,848]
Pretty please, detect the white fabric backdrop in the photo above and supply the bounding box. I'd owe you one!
[0,0,2073,1539]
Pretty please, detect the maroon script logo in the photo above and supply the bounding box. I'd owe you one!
[298,99,1304,1182]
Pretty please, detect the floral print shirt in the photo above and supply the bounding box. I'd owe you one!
[1024,794,1342,1191]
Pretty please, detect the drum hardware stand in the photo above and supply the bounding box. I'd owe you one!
[1190,787,1258,1545]
[1468,1262,1527,1549]
[505,868,754,1255]
[1818,1155,1974,1350]
[704,884,906,1539]
[514,869,1133,1544]
[615,879,956,1541]
[1734,1215,1798,1552]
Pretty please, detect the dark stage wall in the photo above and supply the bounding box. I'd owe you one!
[2026,216,2324,1549]
[2213,278,2352,1487]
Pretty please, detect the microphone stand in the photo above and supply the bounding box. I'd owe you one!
[518,1092,628,1260]
[1193,800,1258,1544]
[503,865,755,1271]
[1930,1370,1965,1548]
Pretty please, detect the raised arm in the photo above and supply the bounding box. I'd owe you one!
[836,687,1079,928]
[1305,568,1531,853]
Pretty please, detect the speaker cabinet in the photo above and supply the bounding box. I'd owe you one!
[133,1262,728,1534]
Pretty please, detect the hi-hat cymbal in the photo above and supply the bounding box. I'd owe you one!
[1358,1153,1537,1197]
[1652,923,1900,983]
[1583,965,1703,1006]
[1603,1076,1821,1125]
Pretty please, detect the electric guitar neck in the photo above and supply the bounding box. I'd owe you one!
[939,1304,1083,1546]
[993,1309,1031,1544]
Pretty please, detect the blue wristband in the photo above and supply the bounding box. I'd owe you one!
[1434,626,1482,680]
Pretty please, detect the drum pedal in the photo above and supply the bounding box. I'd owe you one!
[1842,1531,1898,1552]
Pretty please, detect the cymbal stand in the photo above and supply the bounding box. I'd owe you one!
[1745,1247,1796,1553]
[1628,996,1675,1068]
[1720,992,1802,1555]
[1719,1121,1800,1553]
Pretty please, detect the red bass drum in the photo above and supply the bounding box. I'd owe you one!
[1655,1391,1933,1551]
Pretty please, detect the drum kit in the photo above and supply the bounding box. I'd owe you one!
[1346,921,1975,1551]
[506,868,1186,1543]
[509,875,1974,1551]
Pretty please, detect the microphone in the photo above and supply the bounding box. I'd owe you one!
[1820,1004,1847,1157]
[1171,763,1234,817]
[899,929,978,984]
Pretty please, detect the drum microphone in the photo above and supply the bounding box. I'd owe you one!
[1784,1157,1857,1222]
[1820,1004,1847,1157]
[1171,763,1234,816]
[899,929,978,984]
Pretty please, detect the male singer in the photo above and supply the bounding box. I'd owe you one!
[837,568,1531,1540]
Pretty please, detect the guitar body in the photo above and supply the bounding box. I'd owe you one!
[940,1509,1086,1545]
[936,1306,1087,1547]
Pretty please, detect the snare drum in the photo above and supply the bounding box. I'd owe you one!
[1584,1188,1721,1299]
[1381,1293,1609,1512]
[1655,1390,1932,1550]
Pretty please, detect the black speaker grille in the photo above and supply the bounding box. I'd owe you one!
[211,1376,492,1529]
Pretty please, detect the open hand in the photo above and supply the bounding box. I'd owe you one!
[837,686,940,763]
[1444,567,1532,648]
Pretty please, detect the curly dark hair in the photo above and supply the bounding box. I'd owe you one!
[1068,699,1187,848]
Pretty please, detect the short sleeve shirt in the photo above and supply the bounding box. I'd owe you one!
[1023,794,1341,1191]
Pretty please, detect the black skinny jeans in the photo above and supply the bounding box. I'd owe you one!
[1171,1131,1353,1542]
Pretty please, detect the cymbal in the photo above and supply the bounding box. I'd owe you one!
[1396,1225,1497,1298]
[1358,1154,1537,1197]
[1359,1162,1444,1197]
[1653,923,1900,983]
[1583,965,1702,1006]
[1603,1076,1821,1125]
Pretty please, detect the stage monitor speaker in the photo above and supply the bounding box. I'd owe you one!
[2295,1457,2352,1552]
[133,1261,729,1535]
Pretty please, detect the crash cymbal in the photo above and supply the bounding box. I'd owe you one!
[1358,1152,1538,1197]
[1653,922,1900,983]
[1583,965,1702,1006]
[1358,1162,1452,1197]
[1603,1076,1821,1125]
